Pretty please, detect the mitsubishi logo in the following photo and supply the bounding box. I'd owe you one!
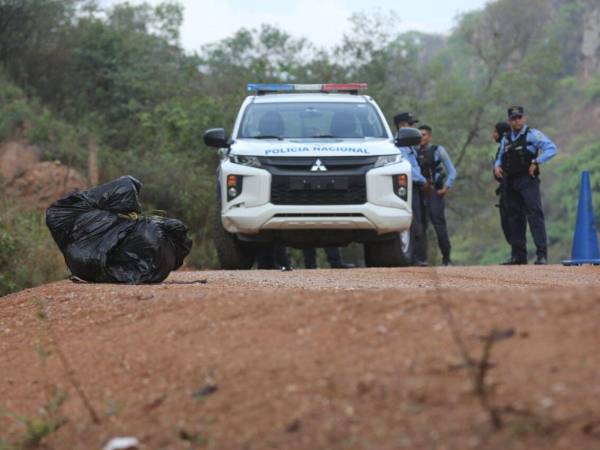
[311,159,327,172]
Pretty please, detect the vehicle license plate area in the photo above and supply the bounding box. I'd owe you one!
[289,176,349,191]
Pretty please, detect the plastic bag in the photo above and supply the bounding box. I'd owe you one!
[46,176,192,283]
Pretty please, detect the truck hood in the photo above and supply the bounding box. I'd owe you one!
[230,138,398,157]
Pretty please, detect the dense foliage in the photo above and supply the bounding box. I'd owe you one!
[1,0,599,293]
[0,200,67,296]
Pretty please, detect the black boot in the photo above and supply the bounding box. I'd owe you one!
[330,262,355,269]
[501,256,527,265]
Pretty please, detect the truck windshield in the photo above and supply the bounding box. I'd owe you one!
[238,102,387,139]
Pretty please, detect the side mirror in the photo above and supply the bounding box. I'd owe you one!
[204,128,230,148]
[395,128,422,147]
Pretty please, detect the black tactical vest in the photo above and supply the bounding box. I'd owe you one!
[417,145,445,188]
[501,129,536,176]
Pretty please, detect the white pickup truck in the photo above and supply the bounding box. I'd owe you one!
[203,83,422,269]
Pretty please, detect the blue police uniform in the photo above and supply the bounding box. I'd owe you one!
[417,144,457,265]
[399,144,428,265]
[495,122,558,263]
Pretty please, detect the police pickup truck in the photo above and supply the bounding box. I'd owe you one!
[203,83,422,269]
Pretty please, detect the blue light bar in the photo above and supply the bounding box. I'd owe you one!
[247,83,368,94]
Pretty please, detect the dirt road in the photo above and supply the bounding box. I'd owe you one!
[1,266,599,450]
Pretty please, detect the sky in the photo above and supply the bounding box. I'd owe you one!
[102,0,491,51]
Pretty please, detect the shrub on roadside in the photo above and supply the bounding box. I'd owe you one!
[0,198,67,296]
[0,75,87,171]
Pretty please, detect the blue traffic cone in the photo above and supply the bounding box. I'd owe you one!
[562,171,600,265]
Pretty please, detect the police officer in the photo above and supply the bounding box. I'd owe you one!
[493,122,526,263]
[394,112,429,266]
[494,106,558,265]
[416,125,457,266]
[303,247,355,269]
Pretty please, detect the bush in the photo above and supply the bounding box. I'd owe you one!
[0,75,87,171]
[0,223,17,294]
[0,198,68,296]
[584,73,600,102]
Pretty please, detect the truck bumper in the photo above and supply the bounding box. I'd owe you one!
[219,160,413,235]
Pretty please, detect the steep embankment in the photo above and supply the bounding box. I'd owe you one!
[0,141,86,209]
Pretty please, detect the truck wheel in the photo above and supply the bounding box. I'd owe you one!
[212,210,255,270]
[363,229,411,267]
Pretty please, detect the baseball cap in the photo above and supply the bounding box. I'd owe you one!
[393,112,419,126]
[507,106,524,118]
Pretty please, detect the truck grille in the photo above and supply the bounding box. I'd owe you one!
[259,156,374,206]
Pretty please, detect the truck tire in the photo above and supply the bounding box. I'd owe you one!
[363,229,411,267]
[212,210,255,270]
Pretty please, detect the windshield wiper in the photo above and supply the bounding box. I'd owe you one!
[249,135,283,140]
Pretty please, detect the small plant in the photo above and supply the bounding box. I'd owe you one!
[428,267,538,431]
[179,428,208,447]
[2,387,68,449]
[33,346,52,360]
[472,328,516,429]
[34,301,101,425]
[34,301,48,322]
[104,398,123,418]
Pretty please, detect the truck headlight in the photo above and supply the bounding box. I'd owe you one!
[230,155,262,167]
[393,174,409,201]
[226,175,243,201]
[374,154,402,168]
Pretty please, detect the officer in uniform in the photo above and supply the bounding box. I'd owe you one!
[394,112,429,266]
[416,125,457,266]
[494,106,558,265]
[493,121,526,262]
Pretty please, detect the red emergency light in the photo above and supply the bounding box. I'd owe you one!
[322,83,369,92]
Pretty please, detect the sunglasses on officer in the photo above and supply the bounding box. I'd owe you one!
[509,115,523,121]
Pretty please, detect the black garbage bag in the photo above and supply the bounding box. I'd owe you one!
[104,217,192,283]
[84,175,143,214]
[46,176,192,283]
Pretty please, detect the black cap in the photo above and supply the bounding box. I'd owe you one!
[394,112,419,126]
[507,106,524,118]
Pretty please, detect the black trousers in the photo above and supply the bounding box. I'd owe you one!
[303,247,342,268]
[497,184,527,259]
[505,174,547,260]
[424,189,451,263]
[256,244,290,269]
[411,185,427,264]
